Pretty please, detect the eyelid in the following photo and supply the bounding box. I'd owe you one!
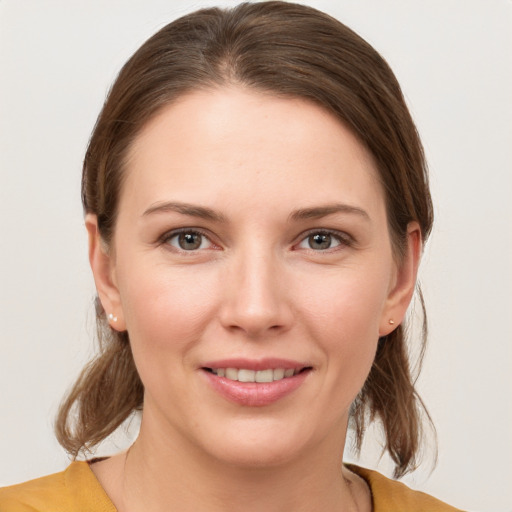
[158,227,220,251]
[156,227,354,252]
[293,228,355,251]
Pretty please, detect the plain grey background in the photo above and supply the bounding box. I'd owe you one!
[1,1,511,511]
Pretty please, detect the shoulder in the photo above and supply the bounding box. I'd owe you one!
[348,465,464,512]
[0,461,116,512]
[0,468,69,512]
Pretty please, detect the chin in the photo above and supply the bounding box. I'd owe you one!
[214,441,300,469]
[201,418,322,469]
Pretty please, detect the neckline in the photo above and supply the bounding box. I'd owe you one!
[70,460,379,512]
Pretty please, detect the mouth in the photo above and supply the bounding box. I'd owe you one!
[202,366,311,383]
[200,361,313,406]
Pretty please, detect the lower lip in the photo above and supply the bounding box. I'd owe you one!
[202,369,310,407]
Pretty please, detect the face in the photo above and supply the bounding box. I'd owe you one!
[89,87,419,468]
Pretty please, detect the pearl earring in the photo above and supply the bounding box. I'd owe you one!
[108,313,118,323]
[388,319,395,325]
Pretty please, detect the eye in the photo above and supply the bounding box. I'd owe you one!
[164,230,214,251]
[296,231,346,251]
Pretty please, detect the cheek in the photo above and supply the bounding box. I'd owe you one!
[299,264,389,339]
[298,267,389,385]
[116,262,220,362]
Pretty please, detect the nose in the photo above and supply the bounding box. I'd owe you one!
[218,249,294,338]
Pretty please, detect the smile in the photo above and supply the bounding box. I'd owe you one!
[201,361,312,406]
[206,367,301,383]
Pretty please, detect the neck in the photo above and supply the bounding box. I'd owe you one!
[111,415,366,512]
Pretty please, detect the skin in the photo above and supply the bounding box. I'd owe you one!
[87,87,421,512]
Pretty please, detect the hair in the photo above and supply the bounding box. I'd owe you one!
[55,1,434,478]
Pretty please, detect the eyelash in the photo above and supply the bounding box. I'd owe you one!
[159,228,217,253]
[294,229,354,252]
[158,228,354,253]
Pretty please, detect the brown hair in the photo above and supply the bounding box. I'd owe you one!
[55,1,434,478]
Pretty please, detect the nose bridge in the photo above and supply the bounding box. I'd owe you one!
[220,240,292,336]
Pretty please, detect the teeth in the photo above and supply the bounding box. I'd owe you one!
[238,369,255,382]
[225,368,238,380]
[211,367,301,383]
[273,368,285,380]
[255,369,273,383]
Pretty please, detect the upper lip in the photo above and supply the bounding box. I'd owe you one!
[201,358,310,371]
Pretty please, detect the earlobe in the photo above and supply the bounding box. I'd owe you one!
[379,222,422,337]
[85,214,126,331]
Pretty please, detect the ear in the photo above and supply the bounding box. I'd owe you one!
[379,222,422,337]
[85,214,126,331]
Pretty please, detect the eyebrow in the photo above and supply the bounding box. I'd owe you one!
[142,201,227,223]
[142,201,370,223]
[289,204,370,222]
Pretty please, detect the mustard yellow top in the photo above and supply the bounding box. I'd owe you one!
[0,462,463,511]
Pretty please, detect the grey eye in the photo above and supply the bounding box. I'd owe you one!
[297,232,342,251]
[178,232,202,250]
[309,233,333,250]
[167,231,212,251]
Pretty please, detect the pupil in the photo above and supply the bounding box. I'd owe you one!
[310,233,331,250]
[179,232,201,250]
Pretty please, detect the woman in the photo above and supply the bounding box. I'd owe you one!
[0,2,462,510]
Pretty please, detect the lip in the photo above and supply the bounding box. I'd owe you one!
[201,357,306,371]
[200,358,312,407]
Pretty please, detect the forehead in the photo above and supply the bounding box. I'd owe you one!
[121,87,384,218]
